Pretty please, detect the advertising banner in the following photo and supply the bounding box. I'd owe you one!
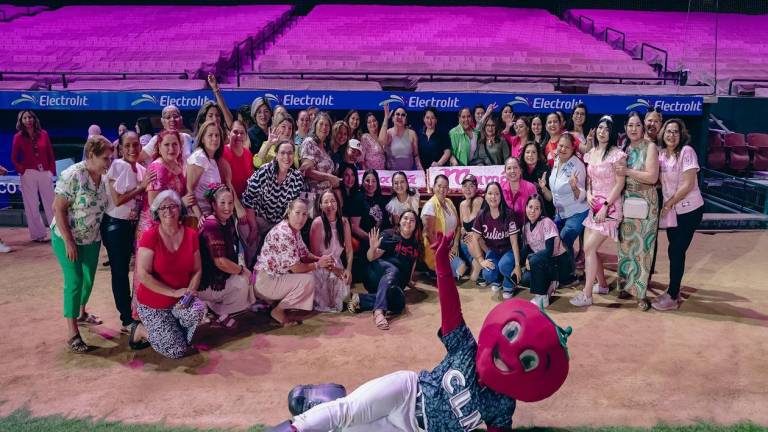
[0,90,704,115]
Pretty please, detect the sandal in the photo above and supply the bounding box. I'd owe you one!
[346,293,360,314]
[77,312,103,326]
[68,335,90,354]
[128,322,150,351]
[374,310,389,331]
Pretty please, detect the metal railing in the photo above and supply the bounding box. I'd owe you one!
[605,27,626,51]
[727,78,768,95]
[700,167,768,214]
[236,70,683,89]
[634,43,669,76]
[0,71,189,89]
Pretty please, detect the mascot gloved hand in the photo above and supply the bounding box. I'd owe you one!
[268,233,572,432]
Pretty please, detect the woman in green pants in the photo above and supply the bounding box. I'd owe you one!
[52,135,113,353]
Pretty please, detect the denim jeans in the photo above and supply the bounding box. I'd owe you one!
[521,252,573,295]
[360,260,406,314]
[559,209,589,264]
[100,215,136,326]
[482,249,517,292]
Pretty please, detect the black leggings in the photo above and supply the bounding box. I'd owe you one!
[100,215,137,326]
[665,206,703,299]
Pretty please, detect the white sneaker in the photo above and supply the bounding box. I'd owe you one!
[502,291,515,300]
[0,242,11,253]
[592,282,609,295]
[531,294,550,308]
[569,292,593,307]
[490,283,502,292]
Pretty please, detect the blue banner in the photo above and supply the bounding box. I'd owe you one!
[0,90,704,115]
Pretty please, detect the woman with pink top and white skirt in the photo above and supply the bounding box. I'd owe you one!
[570,116,626,308]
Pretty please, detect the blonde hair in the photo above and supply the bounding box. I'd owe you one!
[83,135,113,159]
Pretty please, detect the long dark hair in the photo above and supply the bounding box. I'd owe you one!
[340,165,360,203]
[519,141,546,177]
[194,101,227,136]
[596,115,618,161]
[480,181,509,221]
[566,103,589,135]
[16,109,42,140]
[362,168,383,200]
[392,171,416,197]
[136,117,153,137]
[344,109,362,141]
[318,190,346,249]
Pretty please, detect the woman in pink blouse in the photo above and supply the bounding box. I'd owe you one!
[500,156,538,230]
[571,116,626,307]
[253,198,335,325]
[11,110,56,242]
[653,119,704,311]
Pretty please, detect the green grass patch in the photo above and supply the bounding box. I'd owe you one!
[1,410,765,432]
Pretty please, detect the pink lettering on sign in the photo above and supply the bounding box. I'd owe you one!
[427,166,505,193]
[357,170,427,192]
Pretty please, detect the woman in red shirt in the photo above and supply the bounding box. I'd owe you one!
[11,110,56,242]
[133,190,205,358]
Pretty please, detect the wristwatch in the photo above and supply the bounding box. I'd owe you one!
[603,200,610,207]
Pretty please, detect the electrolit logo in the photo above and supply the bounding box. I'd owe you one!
[506,96,531,107]
[11,94,37,106]
[282,93,335,107]
[130,94,158,106]
[625,98,652,111]
[379,94,406,107]
[531,97,584,110]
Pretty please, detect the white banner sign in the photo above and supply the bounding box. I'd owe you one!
[357,170,428,192]
[427,166,506,193]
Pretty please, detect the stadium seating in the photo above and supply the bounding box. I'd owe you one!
[724,132,751,171]
[255,5,657,83]
[588,83,713,95]
[567,9,768,92]
[707,130,727,171]
[415,82,557,93]
[236,77,382,91]
[747,133,768,171]
[0,5,292,86]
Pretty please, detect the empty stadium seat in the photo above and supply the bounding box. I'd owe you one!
[0,5,292,88]
[568,9,768,91]
[724,133,751,171]
[707,131,726,170]
[255,5,657,82]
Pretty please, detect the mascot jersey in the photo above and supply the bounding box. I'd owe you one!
[418,323,516,431]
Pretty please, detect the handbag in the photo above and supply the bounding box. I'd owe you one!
[622,197,649,219]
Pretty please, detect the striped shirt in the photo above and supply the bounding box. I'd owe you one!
[241,161,306,224]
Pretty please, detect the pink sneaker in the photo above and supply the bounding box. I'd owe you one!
[652,293,679,311]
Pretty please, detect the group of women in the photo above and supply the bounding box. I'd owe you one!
[12,86,703,357]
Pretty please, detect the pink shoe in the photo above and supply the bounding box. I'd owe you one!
[651,293,679,311]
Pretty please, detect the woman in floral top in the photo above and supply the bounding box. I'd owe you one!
[51,135,113,353]
[253,198,334,326]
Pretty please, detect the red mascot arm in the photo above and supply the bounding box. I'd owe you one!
[433,233,462,335]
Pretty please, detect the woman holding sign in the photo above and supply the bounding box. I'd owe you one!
[422,175,464,277]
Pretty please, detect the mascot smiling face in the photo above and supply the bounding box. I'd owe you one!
[475,299,571,402]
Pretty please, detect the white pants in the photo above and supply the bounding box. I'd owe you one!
[20,169,54,240]
[293,370,421,432]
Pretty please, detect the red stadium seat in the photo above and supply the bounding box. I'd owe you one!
[752,147,768,171]
[708,130,724,148]
[707,146,727,170]
[724,133,746,148]
[747,133,768,148]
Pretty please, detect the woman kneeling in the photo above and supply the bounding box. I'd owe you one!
[134,190,206,358]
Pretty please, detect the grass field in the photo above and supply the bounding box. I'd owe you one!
[3,410,768,432]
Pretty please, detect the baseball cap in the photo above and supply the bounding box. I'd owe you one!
[461,173,478,185]
[348,139,362,151]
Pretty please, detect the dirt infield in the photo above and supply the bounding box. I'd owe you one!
[0,226,766,429]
